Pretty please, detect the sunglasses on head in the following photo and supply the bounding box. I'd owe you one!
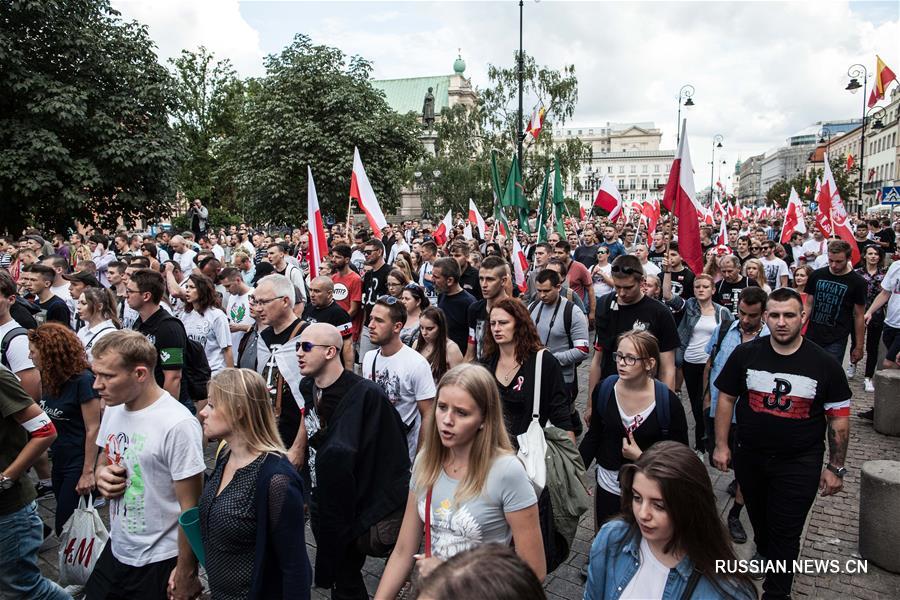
[611,264,641,276]
[377,294,399,305]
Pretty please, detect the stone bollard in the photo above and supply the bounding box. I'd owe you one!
[873,370,900,436]
[859,460,900,573]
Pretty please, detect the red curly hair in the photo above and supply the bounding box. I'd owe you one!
[480,297,544,364]
[27,323,90,397]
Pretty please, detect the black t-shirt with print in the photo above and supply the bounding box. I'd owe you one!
[593,293,680,379]
[875,228,896,253]
[361,264,392,325]
[135,308,186,403]
[714,276,758,318]
[466,299,489,359]
[302,302,352,338]
[665,267,695,300]
[260,318,304,447]
[37,295,71,328]
[715,337,851,454]
[647,249,666,270]
[804,267,867,345]
[459,265,482,300]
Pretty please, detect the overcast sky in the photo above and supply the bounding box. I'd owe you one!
[112,0,899,193]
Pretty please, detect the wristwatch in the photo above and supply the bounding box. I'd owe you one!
[0,473,14,491]
[826,464,847,479]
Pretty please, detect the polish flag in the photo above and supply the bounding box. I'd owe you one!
[713,197,725,220]
[511,237,529,293]
[579,204,587,221]
[716,210,728,245]
[525,106,545,140]
[779,187,807,244]
[594,175,623,221]
[661,120,704,274]
[433,209,453,246]
[349,147,388,235]
[307,166,329,279]
[463,223,473,240]
[815,172,833,238]
[702,206,714,226]
[822,153,860,265]
[468,199,486,238]
[641,198,660,235]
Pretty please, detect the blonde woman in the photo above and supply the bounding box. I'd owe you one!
[198,369,311,600]
[742,258,771,293]
[376,364,545,597]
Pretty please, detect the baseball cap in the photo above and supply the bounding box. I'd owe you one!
[62,271,102,288]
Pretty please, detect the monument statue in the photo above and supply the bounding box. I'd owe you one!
[422,87,435,129]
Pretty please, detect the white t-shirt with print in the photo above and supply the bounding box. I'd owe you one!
[180,307,232,374]
[881,260,900,328]
[760,256,790,288]
[0,318,34,374]
[226,291,255,352]
[363,344,436,463]
[414,454,536,560]
[96,391,205,567]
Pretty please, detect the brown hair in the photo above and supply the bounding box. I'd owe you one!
[416,306,450,381]
[619,442,756,598]
[414,544,545,600]
[28,323,91,397]
[91,329,158,371]
[481,297,543,363]
[81,287,122,329]
[615,329,660,377]
[185,273,221,314]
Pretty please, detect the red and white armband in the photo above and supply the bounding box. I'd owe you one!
[22,412,57,438]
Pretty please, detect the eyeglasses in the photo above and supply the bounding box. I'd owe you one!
[363,249,377,255]
[125,288,142,295]
[377,294,399,305]
[249,295,283,305]
[296,341,335,353]
[611,264,641,276]
[613,352,645,366]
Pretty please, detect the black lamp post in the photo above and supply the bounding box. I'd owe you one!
[676,84,695,145]
[846,64,869,216]
[709,134,723,203]
[517,0,524,176]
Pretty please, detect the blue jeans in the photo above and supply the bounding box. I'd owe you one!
[818,338,848,365]
[0,501,70,599]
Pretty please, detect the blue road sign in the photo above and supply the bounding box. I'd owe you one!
[882,186,900,205]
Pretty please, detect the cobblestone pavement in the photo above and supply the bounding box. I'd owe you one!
[32,355,900,599]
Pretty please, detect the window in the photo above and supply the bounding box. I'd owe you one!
[641,193,647,200]
[578,129,583,135]
[629,179,636,189]
[619,165,625,174]
[654,164,660,173]
[641,179,648,189]
[618,179,626,189]
[608,166,613,174]
[653,178,660,188]
[630,165,636,173]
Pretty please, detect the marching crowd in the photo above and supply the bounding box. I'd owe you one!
[1,204,899,600]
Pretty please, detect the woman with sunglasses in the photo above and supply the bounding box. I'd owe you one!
[590,247,614,300]
[579,330,688,533]
[584,442,756,599]
[416,306,464,382]
[385,268,409,299]
[742,258,770,293]
[400,283,430,346]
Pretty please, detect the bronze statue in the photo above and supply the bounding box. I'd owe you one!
[422,87,435,128]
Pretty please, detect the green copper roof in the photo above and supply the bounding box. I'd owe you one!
[371,75,451,116]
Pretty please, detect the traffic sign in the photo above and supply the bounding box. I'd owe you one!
[882,186,900,205]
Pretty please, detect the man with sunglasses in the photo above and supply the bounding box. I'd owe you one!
[586,255,679,423]
[359,239,392,364]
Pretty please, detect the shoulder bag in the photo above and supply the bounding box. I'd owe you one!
[516,349,548,493]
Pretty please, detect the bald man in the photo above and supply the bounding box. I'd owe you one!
[169,235,197,274]
[294,323,410,597]
[302,276,353,367]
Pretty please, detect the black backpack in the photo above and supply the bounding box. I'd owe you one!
[0,326,27,370]
[596,374,671,436]
[528,299,575,349]
[163,315,212,401]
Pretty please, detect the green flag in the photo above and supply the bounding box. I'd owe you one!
[536,164,550,242]
[490,151,511,237]
[553,156,566,236]
[502,155,530,233]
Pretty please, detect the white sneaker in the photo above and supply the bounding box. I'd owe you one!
[865,378,875,393]
[846,364,857,379]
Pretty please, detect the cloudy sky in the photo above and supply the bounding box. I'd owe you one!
[112,0,899,193]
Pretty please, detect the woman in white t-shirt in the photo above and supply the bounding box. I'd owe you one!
[76,287,120,364]
[584,442,756,600]
[590,247,614,299]
[376,364,545,598]
[181,273,233,377]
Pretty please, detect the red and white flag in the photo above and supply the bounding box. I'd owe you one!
[815,170,833,238]
[822,153,860,265]
[594,175,624,221]
[701,205,714,226]
[713,197,725,220]
[306,166,329,279]
[433,209,453,246]
[525,106,545,140]
[779,187,807,244]
[468,199,486,238]
[716,209,729,245]
[349,147,388,235]
[511,237,529,293]
[641,198,660,235]
[579,204,587,221]
[661,120,704,274]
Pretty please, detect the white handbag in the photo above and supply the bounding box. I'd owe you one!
[58,494,109,586]
[517,349,548,493]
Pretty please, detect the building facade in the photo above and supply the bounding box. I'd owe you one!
[738,154,764,205]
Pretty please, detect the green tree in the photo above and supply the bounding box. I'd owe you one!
[220,35,423,225]
[169,46,244,209]
[0,0,182,233]
[417,52,587,219]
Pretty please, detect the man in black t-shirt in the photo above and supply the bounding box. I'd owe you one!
[21,264,70,328]
[127,269,189,410]
[874,218,896,256]
[302,276,353,368]
[661,241,695,302]
[714,255,757,317]
[803,240,866,366]
[433,257,475,354]
[586,255,679,424]
[647,231,669,270]
[465,256,510,362]
[713,287,850,599]
[449,240,482,300]
[359,239,391,362]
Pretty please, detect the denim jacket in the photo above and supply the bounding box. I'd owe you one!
[584,520,755,600]
[676,298,733,365]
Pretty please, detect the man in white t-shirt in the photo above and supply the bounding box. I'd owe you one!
[221,267,255,354]
[87,330,205,600]
[801,230,827,258]
[0,271,40,402]
[170,235,197,275]
[862,259,900,403]
[633,244,661,277]
[759,240,790,288]
[363,296,436,463]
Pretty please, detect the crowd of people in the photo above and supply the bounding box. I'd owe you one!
[1,204,898,600]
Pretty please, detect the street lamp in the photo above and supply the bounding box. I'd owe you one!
[846,63,869,216]
[676,84,695,145]
[709,134,723,203]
